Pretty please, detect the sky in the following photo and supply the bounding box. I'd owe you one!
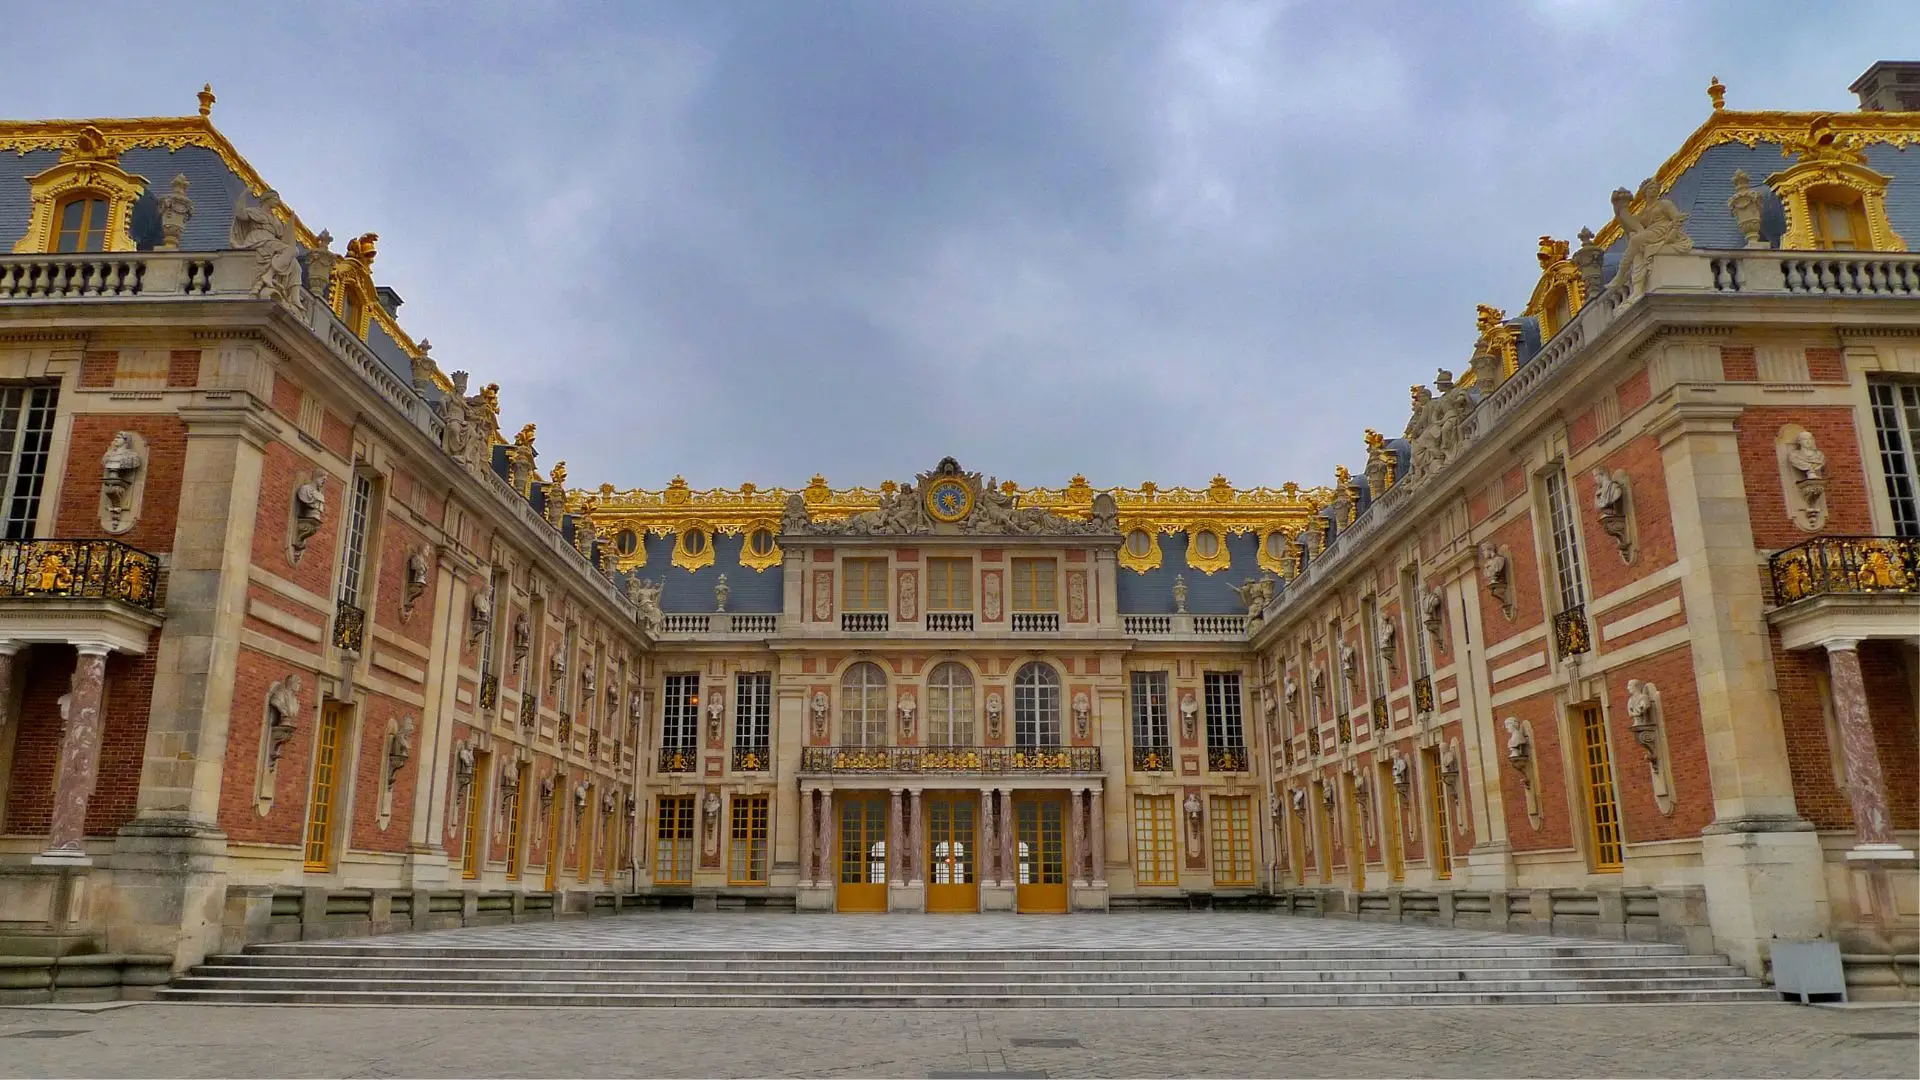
[10,2,1912,492]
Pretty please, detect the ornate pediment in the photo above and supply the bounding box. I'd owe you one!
[782,456,1118,538]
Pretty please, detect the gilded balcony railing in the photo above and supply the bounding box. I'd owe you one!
[1371,695,1389,735]
[799,745,1102,774]
[1132,745,1173,772]
[0,538,159,609]
[1207,746,1248,772]
[732,745,770,772]
[518,692,538,730]
[556,713,573,744]
[332,599,365,652]
[1553,605,1592,659]
[479,672,499,711]
[1770,536,1918,605]
[658,746,698,774]
[1413,676,1434,715]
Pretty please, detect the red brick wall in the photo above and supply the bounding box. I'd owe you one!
[1500,689,1576,854]
[1783,638,1920,832]
[253,442,340,599]
[1806,347,1847,383]
[344,693,416,855]
[370,516,432,649]
[166,349,200,388]
[54,414,188,553]
[1477,511,1545,648]
[1862,640,1917,832]
[1720,345,1757,382]
[219,648,316,845]
[1581,434,1676,602]
[1736,406,1875,548]
[1604,645,1713,844]
[2,643,154,838]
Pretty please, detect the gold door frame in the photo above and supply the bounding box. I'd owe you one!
[1013,792,1068,913]
[925,792,979,913]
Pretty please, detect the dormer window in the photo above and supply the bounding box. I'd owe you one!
[1809,188,1870,251]
[340,288,364,338]
[54,195,110,252]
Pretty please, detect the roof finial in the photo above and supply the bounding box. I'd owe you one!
[198,83,216,118]
[1707,76,1725,112]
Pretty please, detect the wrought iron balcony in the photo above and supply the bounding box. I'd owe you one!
[658,746,699,774]
[1770,536,1917,605]
[1552,605,1592,659]
[1132,745,1173,772]
[1011,612,1060,633]
[1412,676,1434,715]
[0,538,159,609]
[556,713,573,743]
[799,745,1101,775]
[1371,695,1389,735]
[479,672,499,711]
[586,729,600,758]
[731,745,771,772]
[332,599,365,652]
[518,692,538,730]
[1207,746,1249,773]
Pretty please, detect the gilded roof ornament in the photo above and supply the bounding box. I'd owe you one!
[1535,236,1569,268]
[198,84,216,118]
[1707,76,1725,112]
[345,231,379,268]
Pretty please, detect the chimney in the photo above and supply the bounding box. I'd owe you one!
[1849,61,1920,111]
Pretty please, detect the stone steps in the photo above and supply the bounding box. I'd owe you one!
[159,941,1776,1008]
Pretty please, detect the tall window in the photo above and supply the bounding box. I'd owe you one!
[575,783,595,883]
[1204,671,1245,755]
[1329,619,1349,720]
[661,674,700,754]
[839,661,889,746]
[842,558,888,612]
[1360,595,1385,698]
[1132,794,1177,885]
[558,624,578,713]
[733,672,772,762]
[0,386,58,539]
[1869,379,1920,537]
[480,570,505,685]
[1209,795,1254,887]
[1810,190,1870,251]
[1130,671,1170,754]
[504,761,528,880]
[728,794,770,885]
[654,795,695,884]
[1402,567,1430,678]
[1423,747,1452,880]
[1542,467,1586,613]
[1013,662,1060,748]
[925,661,974,746]
[53,194,109,252]
[459,756,487,880]
[1010,558,1057,611]
[303,705,348,872]
[1577,705,1625,871]
[338,472,376,608]
[926,557,972,611]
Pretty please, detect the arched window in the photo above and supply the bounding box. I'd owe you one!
[926,661,974,746]
[53,194,110,253]
[1013,662,1060,748]
[840,661,888,746]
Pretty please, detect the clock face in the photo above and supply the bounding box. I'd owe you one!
[926,479,973,522]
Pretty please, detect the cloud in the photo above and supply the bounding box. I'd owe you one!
[5,1,1909,490]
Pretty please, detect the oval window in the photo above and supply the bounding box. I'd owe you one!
[1194,530,1220,558]
[749,528,776,557]
[615,529,639,556]
[1126,530,1151,557]
[682,529,707,556]
[1264,531,1286,558]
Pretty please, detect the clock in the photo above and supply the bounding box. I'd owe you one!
[925,478,973,523]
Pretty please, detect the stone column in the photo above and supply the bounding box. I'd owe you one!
[1068,788,1086,887]
[980,787,997,885]
[1089,787,1106,885]
[1824,641,1903,854]
[37,645,111,864]
[1001,790,1017,888]
[888,788,904,886]
[819,789,836,886]
[907,788,924,886]
[798,787,816,887]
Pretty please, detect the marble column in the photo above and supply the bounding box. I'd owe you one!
[1068,788,1086,887]
[798,787,816,887]
[38,645,111,864]
[907,788,924,886]
[979,787,997,886]
[888,788,905,886]
[1825,641,1904,854]
[1001,790,1017,888]
[818,789,836,887]
[1089,787,1106,885]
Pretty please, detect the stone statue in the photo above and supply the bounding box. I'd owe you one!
[631,578,663,635]
[1480,543,1514,618]
[1338,641,1357,692]
[1420,590,1444,647]
[1290,788,1307,817]
[898,691,917,740]
[99,431,144,532]
[1728,170,1768,248]
[1786,430,1828,528]
[440,371,473,458]
[306,229,340,300]
[265,675,303,767]
[985,691,1004,741]
[581,662,596,701]
[1391,754,1411,800]
[1786,430,1827,481]
[1088,492,1120,533]
[468,585,493,648]
[1592,467,1632,560]
[229,189,302,307]
[809,691,830,740]
[454,741,476,794]
[1504,716,1530,765]
[510,612,531,673]
[781,493,811,534]
[713,573,730,614]
[1231,575,1276,617]
[1283,672,1299,719]
[1626,679,1662,762]
[1183,792,1204,825]
[1171,574,1189,614]
[549,647,566,694]
[156,174,192,251]
[1612,178,1693,298]
[1071,691,1091,739]
[384,716,415,786]
[1377,616,1398,673]
[402,549,429,620]
[290,472,327,562]
[1179,692,1199,741]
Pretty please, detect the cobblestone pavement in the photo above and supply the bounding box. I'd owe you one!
[0,1002,1914,1078]
[286,911,1657,953]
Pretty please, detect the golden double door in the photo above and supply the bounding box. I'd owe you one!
[1013,793,1068,913]
[836,793,888,912]
[925,793,978,913]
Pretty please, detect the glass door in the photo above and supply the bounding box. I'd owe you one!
[836,793,889,912]
[925,793,978,913]
[1013,793,1067,913]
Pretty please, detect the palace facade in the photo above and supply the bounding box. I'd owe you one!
[0,68,1916,1000]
